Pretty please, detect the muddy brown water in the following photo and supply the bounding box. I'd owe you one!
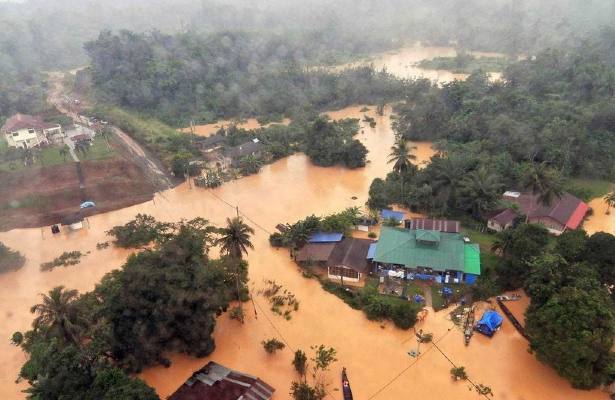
[584,196,615,235]
[334,44,503,83]
[0,105,607,399]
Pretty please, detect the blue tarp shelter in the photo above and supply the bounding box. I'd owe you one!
[475,310,503,337]
[413,294,424,303]
[380,209,404,223]
[308,232,343,243]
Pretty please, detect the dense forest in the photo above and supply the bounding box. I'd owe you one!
[84,30,406,125]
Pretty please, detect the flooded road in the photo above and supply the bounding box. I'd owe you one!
[0,105,608,399]
[584,196,615,235]
[335,44,503,83]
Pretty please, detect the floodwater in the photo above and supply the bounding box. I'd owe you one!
[335,44,503,83]
[180,118,291,138]
[584,196,615,235]
[0,105,607,400]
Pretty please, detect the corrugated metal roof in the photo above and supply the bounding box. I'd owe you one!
[380,209,404,221]
[308,232,343,243]
[464,244,481,275]
[367,242,377,259]
[374,227,479,274]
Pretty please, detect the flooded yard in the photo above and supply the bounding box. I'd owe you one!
[0,104,608,399]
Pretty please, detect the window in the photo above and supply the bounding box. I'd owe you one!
[28,129,35,134]
[12,132,19,136]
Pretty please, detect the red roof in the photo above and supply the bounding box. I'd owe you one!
[503,192,588,229]
[1,113,59,132]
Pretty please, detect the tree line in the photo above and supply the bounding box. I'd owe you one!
[13,215,256,398]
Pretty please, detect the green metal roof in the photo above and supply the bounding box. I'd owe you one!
[374,227,480,275]
[415,229,441,243]
[464,244,481,275]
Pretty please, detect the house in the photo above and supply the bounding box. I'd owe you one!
[405,218,460,233]
[1,114,62,149]
[486,209,517,232]
[226,139,263,166]
[295,232,343,265]
[502,191,588,235]
[372,226,481,284]
[195,134,226,153]
[326,237,373,282]
[168,361,274,400]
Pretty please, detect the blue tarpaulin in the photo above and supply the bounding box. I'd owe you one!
[413,294,424,303]
[380,209,404,222]
[308,232,343,243]
[367,242,377,259]
[475,310,503,337]
[442,286,453,297]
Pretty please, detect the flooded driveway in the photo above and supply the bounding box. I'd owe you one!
[0,105,607,399]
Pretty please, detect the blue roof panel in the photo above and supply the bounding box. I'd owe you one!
[381,209,405,221]
[308,232,344,243]
[367,242,377,259]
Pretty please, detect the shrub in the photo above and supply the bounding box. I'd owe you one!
[391,301,420,329]
[106,214,170,248]
[450,366,468,380]
[292,350,308,376]
[368,231,377,238]
[262,338,285,354]
[40,251,83,271]
[0,242,26,273]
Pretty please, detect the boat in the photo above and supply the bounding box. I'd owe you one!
[496,293,521,301]
[342,367,354,400]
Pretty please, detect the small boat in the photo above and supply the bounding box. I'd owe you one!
[342,367,354,400]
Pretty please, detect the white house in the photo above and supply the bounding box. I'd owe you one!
[1,114,62,149]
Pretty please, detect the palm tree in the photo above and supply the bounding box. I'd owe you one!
[458,167,503,218]
[521,162,563,206]
[604,191,615,215]
[491,229,515,258]
[430,154,470,211]
[387,136,416,174]
[216,217,255,323]
[30,286,83,345]
[388,136,416,205]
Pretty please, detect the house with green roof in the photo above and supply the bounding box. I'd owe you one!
[373,226,480,284]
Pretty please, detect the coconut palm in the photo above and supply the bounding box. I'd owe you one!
[458,167,503,218]
[30,286,83,345]
[605,191,615,215]
[216,217,255,323]
[387,136,416,174]
[430,154,471,210]
[217,217,255,259]
[521,162,563,206]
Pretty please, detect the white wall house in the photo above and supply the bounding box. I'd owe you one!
[1,114,62,149]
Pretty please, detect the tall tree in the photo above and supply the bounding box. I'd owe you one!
[30,286,84,345]
[458,167,502,218]
[216,217,255,322]
[520,162,563,206]
[387,136,416,174]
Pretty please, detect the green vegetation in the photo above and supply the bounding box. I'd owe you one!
[262,338,285,354]
[0,242,26,273]
[292,350,308,376]
[450,366,468,380]
[417,53,508,74]
[106,214,174,248]
[15,217,248,397]
[269,207,361,249]
[259,280,300,320]
[40,251,83,272]
[564,178,615,201]
[322,279,421,329]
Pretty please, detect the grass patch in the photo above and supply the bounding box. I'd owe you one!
[565,178,614,201]
[81,136,116,161]
[462,227,496,252]
[39,146,68,166]
[1,194,49,211]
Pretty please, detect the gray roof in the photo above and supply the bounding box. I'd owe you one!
[226,141,263,159]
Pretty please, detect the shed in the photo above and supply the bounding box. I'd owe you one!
[295,243,336,264]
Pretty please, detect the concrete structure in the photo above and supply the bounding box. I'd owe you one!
[1,114,62,149]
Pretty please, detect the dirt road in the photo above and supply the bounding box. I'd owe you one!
[47,71,173,190]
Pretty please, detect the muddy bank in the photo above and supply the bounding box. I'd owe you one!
[0,159,155,231]
[0,106,607,400]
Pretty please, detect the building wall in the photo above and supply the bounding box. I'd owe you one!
[328,265,360,282]
[4,128,47,148]
[529,216,565,235]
